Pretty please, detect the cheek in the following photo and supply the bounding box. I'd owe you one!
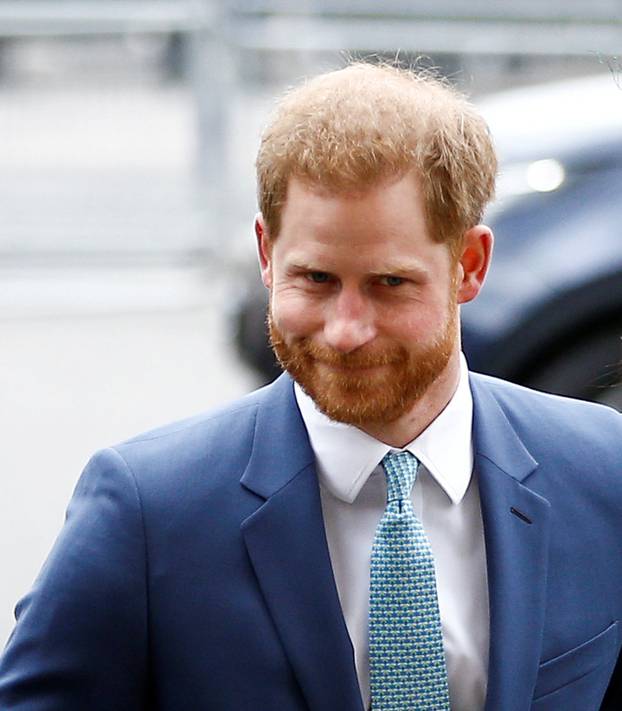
[271,290,323,338]
[380,300,451,342]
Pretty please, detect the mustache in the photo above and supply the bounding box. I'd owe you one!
[296,340,406,368]
[267,317,406,368]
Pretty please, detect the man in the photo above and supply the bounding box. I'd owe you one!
[1,62,621,710]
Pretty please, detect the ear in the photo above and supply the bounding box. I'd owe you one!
[455,225,494,304]
[254,214,272,289]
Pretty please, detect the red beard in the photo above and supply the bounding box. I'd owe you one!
[268,307,457,427]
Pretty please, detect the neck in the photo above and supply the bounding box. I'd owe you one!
[358,350,462,448]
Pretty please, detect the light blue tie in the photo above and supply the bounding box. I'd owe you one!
[369,451,450,711]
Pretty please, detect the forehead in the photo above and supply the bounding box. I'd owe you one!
[273,174,450,273]
[279,173,431,246]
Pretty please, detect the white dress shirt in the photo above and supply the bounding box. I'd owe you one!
[294,355,489,711]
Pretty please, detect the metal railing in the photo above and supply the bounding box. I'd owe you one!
[228,0,622,55]
[0,1,211,37]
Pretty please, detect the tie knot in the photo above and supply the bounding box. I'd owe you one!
[381,450,419,504]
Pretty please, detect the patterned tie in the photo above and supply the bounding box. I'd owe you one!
[369,451,450,711]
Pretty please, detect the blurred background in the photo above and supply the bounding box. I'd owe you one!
[1,0,621,646]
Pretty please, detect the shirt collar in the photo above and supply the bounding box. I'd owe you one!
[294,354,474,505]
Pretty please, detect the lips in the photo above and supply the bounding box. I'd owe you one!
[317,360,389,371]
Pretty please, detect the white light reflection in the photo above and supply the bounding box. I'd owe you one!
[526,159,565,192]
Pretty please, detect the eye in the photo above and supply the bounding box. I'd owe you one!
[379,275,404,287]
[307,271,331,284]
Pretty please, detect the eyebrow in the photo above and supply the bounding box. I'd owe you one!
[367,262,429,279]
[286,259,430,279]
[286,260,324,272]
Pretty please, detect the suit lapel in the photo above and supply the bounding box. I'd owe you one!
[240,375,364,711]
[240,372,551,710]
[470,375,551,711]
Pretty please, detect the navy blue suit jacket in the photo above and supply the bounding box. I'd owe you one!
[1,372,622,710]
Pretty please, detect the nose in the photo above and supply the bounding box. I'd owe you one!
[323,290,377,353]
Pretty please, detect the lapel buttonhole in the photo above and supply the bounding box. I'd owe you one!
[510,506,533,524]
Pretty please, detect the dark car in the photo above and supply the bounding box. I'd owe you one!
[234,74,622,409]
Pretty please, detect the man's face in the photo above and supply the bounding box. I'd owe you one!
[258,173,462,428]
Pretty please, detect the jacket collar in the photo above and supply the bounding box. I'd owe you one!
[470,374,551,711]
[241,374,364,711]
[240,373,315,499]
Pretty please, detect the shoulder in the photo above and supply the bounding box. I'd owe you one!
[87,378,291,500]
[118,384,268,457]
[470,371,622,456]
